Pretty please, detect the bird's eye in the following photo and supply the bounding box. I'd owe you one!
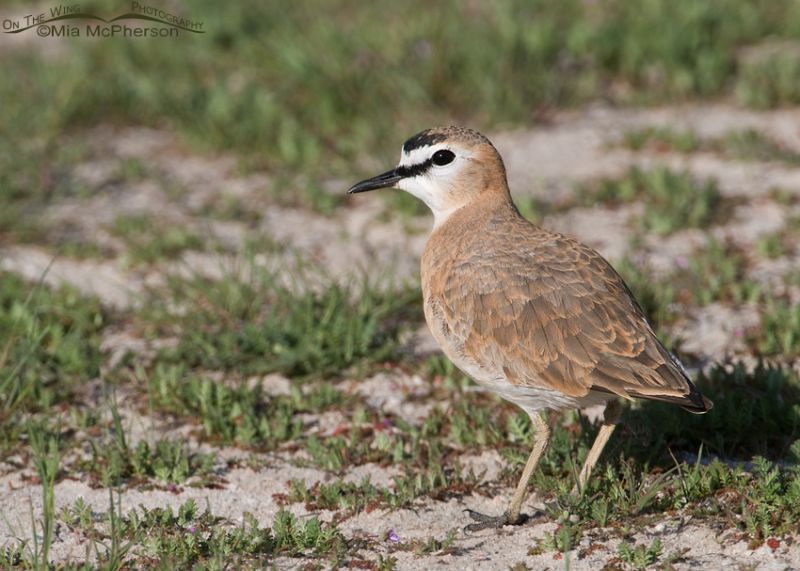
[432,149,455,166]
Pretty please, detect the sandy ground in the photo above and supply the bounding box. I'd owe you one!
[2,104,800,569]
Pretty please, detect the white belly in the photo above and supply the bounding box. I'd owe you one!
[490,384,612,416]
[430,333,605,415]
[425,305,610,416]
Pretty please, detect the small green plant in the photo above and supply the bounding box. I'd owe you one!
[622,127,700,152]
[579,167,726,235]
[200,192,263,223]
[622,126,800,166]
[112,214,204,265]
[424,353,472,391]
[755,232,788,259]
[543,521,581,553]
[513,194,553,225]
[617,537,663,570]
[740,457,800,543]
[679,239,761,306]
[614,256,677,332]
[83,436,218,487]
[77,499,347,567]
[447,399,505,447]
[286,177,343,214]
[271,509,345,557]
[0,273,105,448]
[617,239,761,317]
[754,297,800,357]
[27,423,61,570]
[94,489,134,570]
[145,363,326,448]
[148,260,420,378]
[391,463,479,505]
[137,502,266,566]
[74,397,219,487]
[410,528,458,555]
[287,477,383,513]
[736,49,800,108]
[0,546,24,568]
[718,129,800,164]
[55,238,110,260]
[377,554,399,570]
[59,497,94,531]
[624,361,800,461]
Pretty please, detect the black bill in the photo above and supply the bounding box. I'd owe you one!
[347,169,402,194]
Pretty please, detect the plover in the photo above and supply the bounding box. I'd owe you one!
[347,126,712,531]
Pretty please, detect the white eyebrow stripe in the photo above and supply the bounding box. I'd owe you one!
[399,143,449,169]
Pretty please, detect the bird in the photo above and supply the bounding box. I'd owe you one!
[347,126,712,532]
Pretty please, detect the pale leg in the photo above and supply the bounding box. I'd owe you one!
[574,399,622,494]
[466,412,551,531]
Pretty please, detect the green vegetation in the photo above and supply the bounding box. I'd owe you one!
[55,237,112,261]
[623,127,700,153]
[57,498,346,569]
[623,126,800,165]
[617,538,664,570]
[4,264,800,565]
[145,363,345,448]
[616,238,762,331]
[754,298,800,358]
[541,364,799,546]
[112,214,205,266]
[401,529,459,556]
[27,424,61,570]
[293,388,524,474]
[614,257,678,332]
[677,239,761,306]
[542,521,582,554]
[626,362,800,461]
[513,194,559,226]
[146,262,420,377]
[30,0,798,171]
[4,1,800,236]
[285,464,478,516]
[507,362,800,549]
[200,192,263,224]
[272,361,800,546]
[285,478,385,514]
[579,167,726,235]
[0,272,106,448]
[755,231,790,259]
[721,128,800,164]
[80,434,218,487]
[736,46,800,108]
[539,451,800,550]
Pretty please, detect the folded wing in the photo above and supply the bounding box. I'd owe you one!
[438,231,711,413]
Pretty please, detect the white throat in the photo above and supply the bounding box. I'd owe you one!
[397,143,466,228]
[397,176,461,228]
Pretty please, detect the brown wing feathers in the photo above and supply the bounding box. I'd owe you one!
[434,215,712,413]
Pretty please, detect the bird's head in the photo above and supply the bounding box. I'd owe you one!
[347,126,509,226]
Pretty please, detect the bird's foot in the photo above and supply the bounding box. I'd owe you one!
[463,509,526,532]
